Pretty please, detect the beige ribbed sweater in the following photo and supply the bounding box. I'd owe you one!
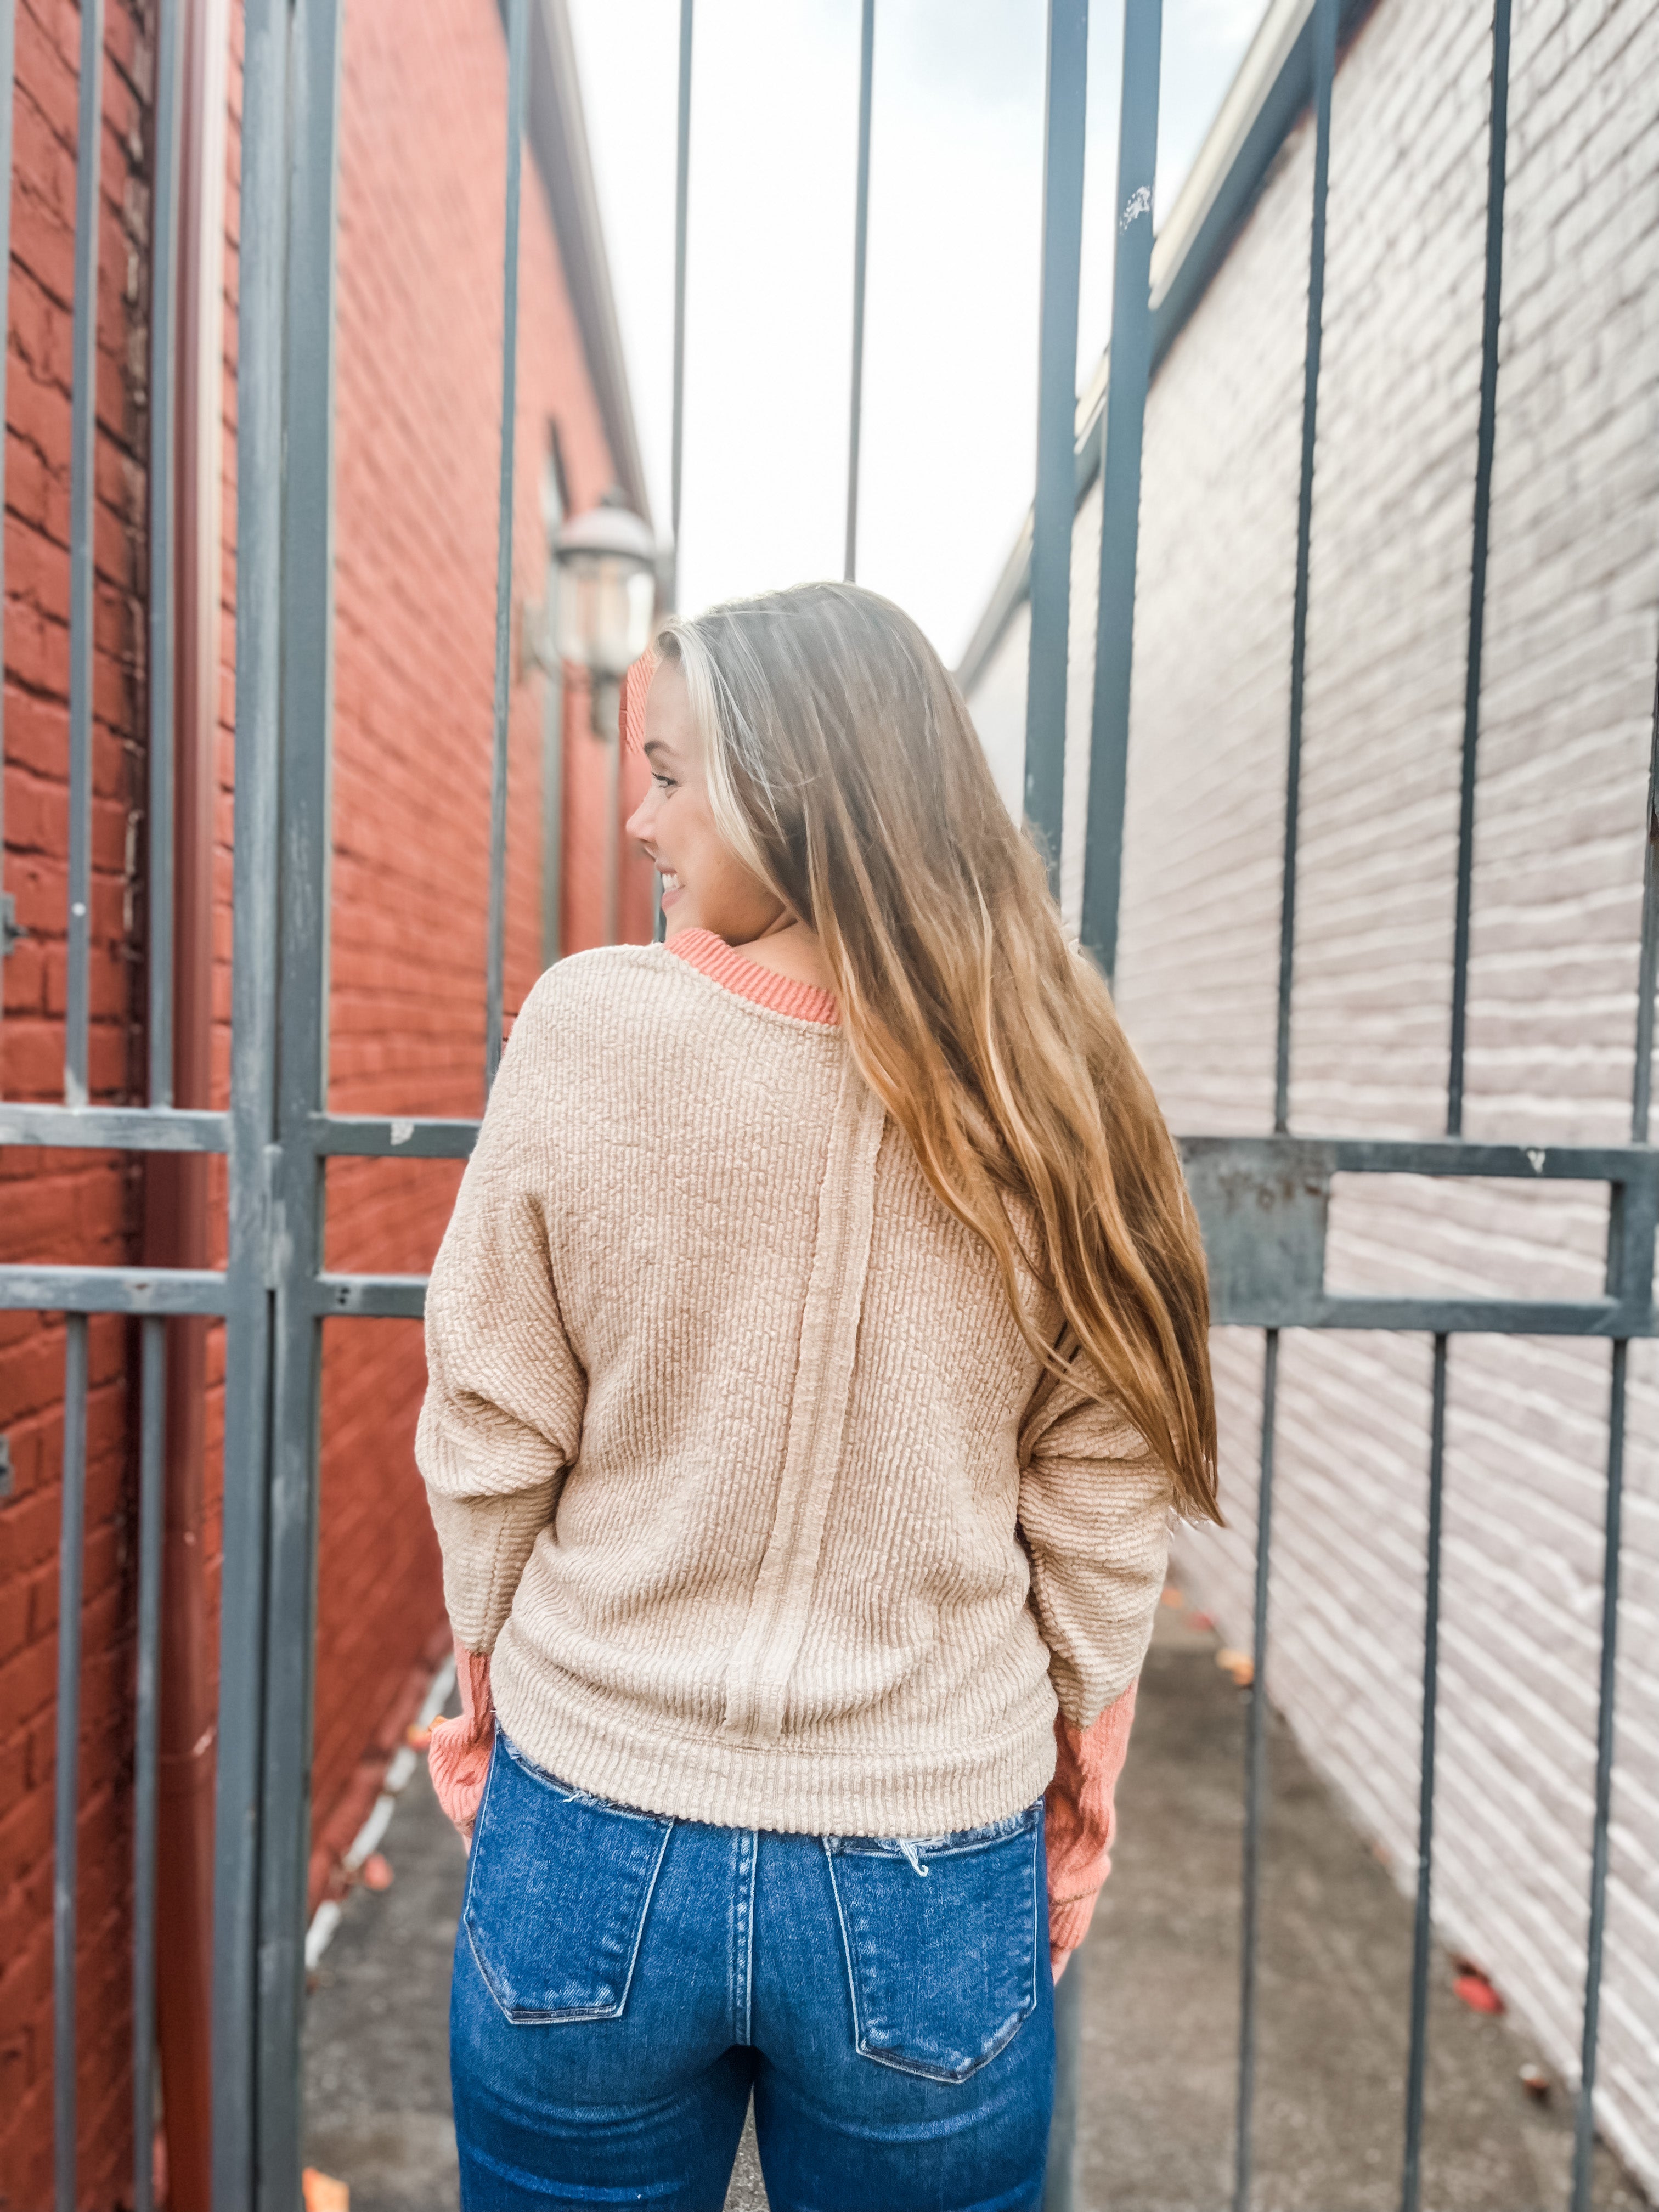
[416,932,1172,1837]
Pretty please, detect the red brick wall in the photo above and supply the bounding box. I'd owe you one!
[0,2,159,2203]
[309,0,651,1869]
[1,0,655,2198]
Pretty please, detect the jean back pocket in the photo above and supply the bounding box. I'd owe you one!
[824,1804,1041,2084]
[463,1733,673,2025]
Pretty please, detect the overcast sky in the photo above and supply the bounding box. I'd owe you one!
[565,0,1271,668]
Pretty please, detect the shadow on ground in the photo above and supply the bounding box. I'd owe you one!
[301,1610,1648,2211]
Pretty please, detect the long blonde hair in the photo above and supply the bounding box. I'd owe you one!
[657,582,1219,1523]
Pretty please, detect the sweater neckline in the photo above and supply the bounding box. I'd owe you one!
[665,928,839,1026]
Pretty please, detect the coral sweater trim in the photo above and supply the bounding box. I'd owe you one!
[665,927,839,1026]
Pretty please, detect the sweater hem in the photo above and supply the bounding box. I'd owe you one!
[493,1655,1060,1836]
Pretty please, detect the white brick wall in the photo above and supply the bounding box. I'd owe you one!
[965,0,1659,2190]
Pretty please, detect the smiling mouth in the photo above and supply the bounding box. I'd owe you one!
[659,869,683,902]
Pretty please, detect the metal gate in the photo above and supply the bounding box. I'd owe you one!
[1,2,495,2204]
[0,1,1644,2209]
[1038,6,1644,2212]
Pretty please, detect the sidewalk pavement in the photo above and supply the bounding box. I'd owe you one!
[301,1608,1649,2211]
[1066,1601,1648,2211]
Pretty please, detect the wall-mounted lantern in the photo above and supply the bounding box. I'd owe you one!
[554,489,657,740]
[538,487,659,947]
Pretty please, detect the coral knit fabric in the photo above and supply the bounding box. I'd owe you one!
[417,930,1169,1956]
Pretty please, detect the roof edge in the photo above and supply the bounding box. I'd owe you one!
[955,0,1373,696]
[516,0,653,527]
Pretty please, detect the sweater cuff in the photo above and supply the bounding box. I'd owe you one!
[1043,1680,1139,1959]
[427,1632,496,1841]
[1047,1896,1099,1954]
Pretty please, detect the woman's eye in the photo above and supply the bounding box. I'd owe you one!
[652,774,676,792]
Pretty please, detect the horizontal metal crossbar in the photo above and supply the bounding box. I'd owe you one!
[0,1266,227,1314]
[0,1106,482,1156]
[1179,1134,1658,1335]
[313,1273,429,1318]
[5,1132,1648,1333]
[0,1104,228,1150]
[1302,1294,1635,1335]
[309,1114,478,1159]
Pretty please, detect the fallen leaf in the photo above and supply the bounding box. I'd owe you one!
[1519,2063,1550,2103]
[360,1853,394,1892]
[1188,1611,1215,1632]
[1160,1587,1186,1610]
[302,2170,350,2212]
[1216,1647,1255,1688]
[1453,1970,1505,2016]
[405,1722,432,1752]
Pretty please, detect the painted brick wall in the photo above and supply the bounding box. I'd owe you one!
[967,0,1659,2190]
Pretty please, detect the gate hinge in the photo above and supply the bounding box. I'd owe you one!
[1,891,25,958]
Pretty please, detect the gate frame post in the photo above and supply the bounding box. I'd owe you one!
[212,0,291,2199]
[256,0,347,2204]
[211,2,346,2205]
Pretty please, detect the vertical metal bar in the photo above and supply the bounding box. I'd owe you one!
[1023,0,1088,894]
[1079,0,1160,983]
[132,1318,167,2212]
[255,0,342,2199]
[1630,662,1659,1147]
[485,0,529,1091]
[1047,4,1146,2102]
[669,0,693,609]
[1233,1327,1278,2212]
[1571,1340,1627,2212]
[539,459,565,969]
[603,715,621,945]
[1445,0,1512,1138]
[212,0,289,2196]
[148,0,183,1108]
[0,0,18,992]
[1397,19,1513,2195]
[1400,1334,1448,2212]
[1568,619,1658,2211]
[1043,1948,1084,2212]
[540,657,565,969]
[1272,0,1336,1132]
[66,0,107,1107]
[843,0,874,585]
[53,1313,89,2212]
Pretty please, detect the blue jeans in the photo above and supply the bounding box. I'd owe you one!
[450,1731,1055,2209]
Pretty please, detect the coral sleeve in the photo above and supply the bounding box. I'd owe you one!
[426,1634,496,1844]
[1044,1681,1138,1973]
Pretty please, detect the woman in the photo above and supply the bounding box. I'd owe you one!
[417,582,1217,2210]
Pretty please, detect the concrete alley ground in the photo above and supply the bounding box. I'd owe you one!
[301,1604,1649,2211]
